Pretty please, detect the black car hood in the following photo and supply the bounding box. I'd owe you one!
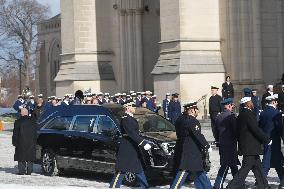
[142,131,177,142]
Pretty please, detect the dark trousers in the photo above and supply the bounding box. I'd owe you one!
[214,165,238,189]
[18,161,33,175]
[226,155,269,189]
[262,145,284,186]
[109,171,148,188]
[170,170,212,189]
[210,113,219,142]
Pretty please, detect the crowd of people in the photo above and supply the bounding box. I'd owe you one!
[11,74,284,188]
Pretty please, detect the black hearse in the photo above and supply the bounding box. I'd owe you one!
[36,104,176,185]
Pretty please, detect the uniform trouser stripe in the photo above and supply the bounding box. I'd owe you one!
[174,171,186,189]
[112,172,121,188]
[219,166,229,189]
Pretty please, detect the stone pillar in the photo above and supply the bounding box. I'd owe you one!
[251,0,263,84]
[119,9,127,91]
[55,0,116,97]
[152,0,225,118]
[127,10,135,90]
[135,9,144,91]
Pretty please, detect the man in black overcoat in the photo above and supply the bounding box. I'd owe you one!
[226,97,271,189]
[12,108,37,175]
[170,102,212,189]
[109,100,152,188]
[213,98,239,189]
[209,86,223,144]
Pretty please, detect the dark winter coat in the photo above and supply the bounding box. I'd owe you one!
[115,113,147,173]
[259,106,284,168]
[216,110,239,166]
[237,108,270,156]
[278,91,284,111]
[209,95,223,115]
[222,82,234,98]
[12,116,37,161]
[173,114,209,172]
[168,101,181,124]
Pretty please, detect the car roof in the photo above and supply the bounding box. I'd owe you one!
[38,105,112,123]
[102,103,155,115]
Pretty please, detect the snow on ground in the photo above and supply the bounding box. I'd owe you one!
[0,124,281,189]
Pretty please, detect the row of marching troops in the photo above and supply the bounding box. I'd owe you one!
[109,84,284,189]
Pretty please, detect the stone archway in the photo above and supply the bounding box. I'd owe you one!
[48,39,61,95]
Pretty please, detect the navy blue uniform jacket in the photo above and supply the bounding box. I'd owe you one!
[216,110,239,166]
[115,113,147,173]
[173,114,209,171]
[259,106,284,168]
[168,101,181,124]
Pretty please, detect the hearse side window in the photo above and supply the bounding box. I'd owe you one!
[46,117,73,130]
[73,116,97,132]
[94,116,116,137]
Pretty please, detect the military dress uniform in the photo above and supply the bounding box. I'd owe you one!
[26,96,36,117]
[110,101,151,188]
[227,97,270,189]
[168,100,181,124]
[261,90,273,110]
[209,90,223,143]
[162,97,171,120]
[213,98,239,189]
[170,102,211,189]
[259,102,284,187]
[13,96,25,118]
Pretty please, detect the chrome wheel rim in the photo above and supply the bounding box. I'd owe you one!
[42,152,54,173]
[125,172,136,183]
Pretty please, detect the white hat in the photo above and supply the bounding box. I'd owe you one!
[273,94,278,99]
[240,97,251,104]
[267,85,273,89]
[266,94,278,101]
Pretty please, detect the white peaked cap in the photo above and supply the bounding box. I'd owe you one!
[240,97,251,104]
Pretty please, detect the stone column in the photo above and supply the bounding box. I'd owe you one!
[135,9,144,91]
[126,10,134,90]
[152,0,225,118]
[119,9,127,91]
[55,0,116,96]
[251,0,263,84]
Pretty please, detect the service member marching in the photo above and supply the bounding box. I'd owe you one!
[109,100,152,188]
[213,98,239,189]
[170,102,212,189]
[226,97,271,189]
[259,95,284,188]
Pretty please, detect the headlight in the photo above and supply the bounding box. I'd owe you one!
[160,142,169,154]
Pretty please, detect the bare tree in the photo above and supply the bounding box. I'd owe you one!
[0,0,49,90]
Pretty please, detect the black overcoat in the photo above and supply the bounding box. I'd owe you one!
[12,116,37,161]
[216,110,239,166]
[173,114,209,172]
[115,113,146,173]
[222,82,234,98]
[237,108,270,156]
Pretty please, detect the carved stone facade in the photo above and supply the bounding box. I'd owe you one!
[36,0,284,115]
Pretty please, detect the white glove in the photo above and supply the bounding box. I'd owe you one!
[19,106,23,109]
[144,143,152,151]
[268,140,272,146]
[208,146,212,153]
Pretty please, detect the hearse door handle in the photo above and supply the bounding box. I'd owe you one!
[92,139,98,142]
[64,135,72,138]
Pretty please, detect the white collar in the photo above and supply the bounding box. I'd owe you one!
[268,104,276,109]
[125,112,134,117]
